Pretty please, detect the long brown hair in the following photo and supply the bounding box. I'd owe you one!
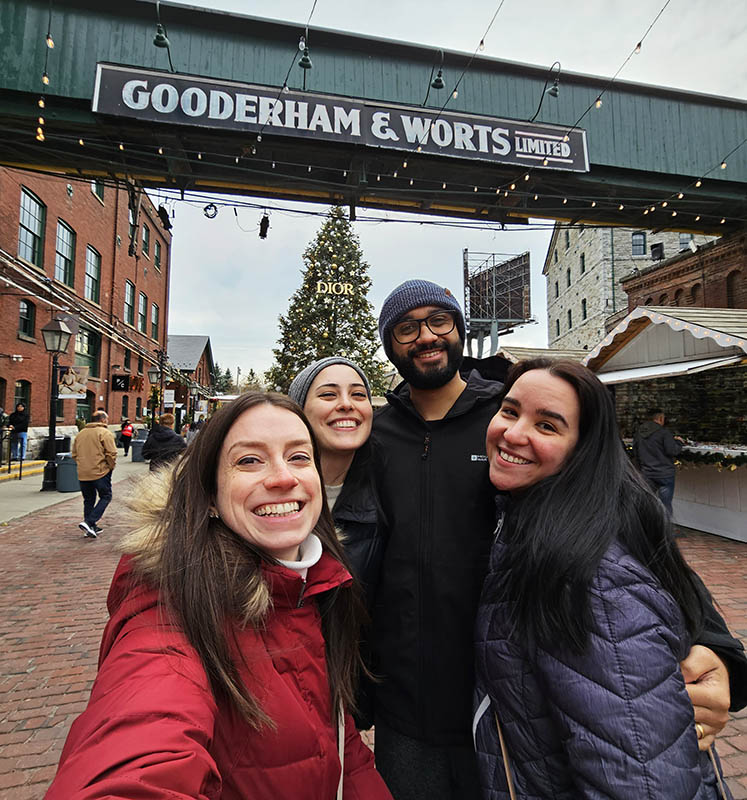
[153,392,366,728]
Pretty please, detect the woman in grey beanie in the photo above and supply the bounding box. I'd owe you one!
[289,356,382,730]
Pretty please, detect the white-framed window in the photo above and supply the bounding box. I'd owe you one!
[154,239,162,269]
[84,246,101,303]
[18,299,35,337]
[54,220,75,286]
[151,303,159,340]
[91,180,105,201]
[632,231,647,256]
[124,281,135,325]
[19,188,46,266]
[679,232,694,251]
[138,292,148,333]
[142,224,150,257]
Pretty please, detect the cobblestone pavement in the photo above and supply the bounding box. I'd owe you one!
[0,485,745,798]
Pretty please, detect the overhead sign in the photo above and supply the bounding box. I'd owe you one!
[92,63,589,172]
[58,366,88,399]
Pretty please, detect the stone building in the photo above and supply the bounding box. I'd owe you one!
[621,232,746,312]
[0,166,172,443]
[543,224,716,350]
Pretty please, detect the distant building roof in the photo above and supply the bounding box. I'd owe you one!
[498,346,589,363]
[168,335,213,372]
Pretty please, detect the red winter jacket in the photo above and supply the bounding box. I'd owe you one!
[46,552,391,800]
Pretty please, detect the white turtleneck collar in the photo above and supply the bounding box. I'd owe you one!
[276,533,323,579]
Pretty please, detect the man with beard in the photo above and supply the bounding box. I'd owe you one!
[368,279,745,800]
[369,280,503,799]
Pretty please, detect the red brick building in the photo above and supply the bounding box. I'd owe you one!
[621,232,746,311]
[0,167,172,431]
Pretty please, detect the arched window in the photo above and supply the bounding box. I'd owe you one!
[631,231,646,256]
[690,283,703,306]
[658,293,669,305]
[726,270,742,308]
[673,289,684,306]
[581,298,587,319]
[121,395,129,420]
[18,300,35,337]
[135,397,143,419]
[644,297,653,305]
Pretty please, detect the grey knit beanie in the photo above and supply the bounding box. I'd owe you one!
[288,357,372,408]
[378,279,465,361]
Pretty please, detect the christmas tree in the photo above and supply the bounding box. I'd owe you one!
[266,206,387,394]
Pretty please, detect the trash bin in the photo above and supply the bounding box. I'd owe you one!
[56,453,80,492]
[46,435,72,459]
[131,439,146,462]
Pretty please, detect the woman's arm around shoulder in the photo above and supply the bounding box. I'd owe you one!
[46,623,221,800]
[534,551,712,800]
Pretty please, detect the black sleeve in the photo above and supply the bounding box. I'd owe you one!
[693,573,747,711]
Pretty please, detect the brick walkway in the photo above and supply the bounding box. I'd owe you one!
[0,485,745,798]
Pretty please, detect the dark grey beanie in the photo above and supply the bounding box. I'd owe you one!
[378,279,465,361]
[288,357,372,408]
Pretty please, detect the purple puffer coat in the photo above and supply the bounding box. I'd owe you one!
[474,534,732,799]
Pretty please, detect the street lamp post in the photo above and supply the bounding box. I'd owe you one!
[40,318,73,491]
[189,381,199,421]
[147,364,160,427]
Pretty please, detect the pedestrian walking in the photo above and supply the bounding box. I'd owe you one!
[8,402,29,461]
[369,280,743,800]
[634,407,684,515]
[119,418,134,457]
[473,359,742,799]
[46,392,393,800]
[142,412,186,471]
[71,410,117,538]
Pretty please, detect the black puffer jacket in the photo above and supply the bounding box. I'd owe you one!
[370,369,502,745]
[142,424,186,471]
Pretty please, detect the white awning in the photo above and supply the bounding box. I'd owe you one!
[597,354,744,384]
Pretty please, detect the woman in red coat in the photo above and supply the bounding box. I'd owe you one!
[47,392,392,800]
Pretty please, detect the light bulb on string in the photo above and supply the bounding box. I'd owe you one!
[533,194,538,200]
[562,197,567,204]
[662,201,668,207]
[272,162,276,168]
[38,97,45,108]
[416,145,422,153]
[720,218,726,224]
[643,209,649,215]
[634,41,641,54]
[510,183,516,190]
[298,36,306,51]
[377,174,381,181]
[282,83,290,94]
[452,89,458,99]
[473,186,477,192]
[618,203,624,210]
[563,135,569,142]
[197,152,202,160]
[410,178,414,186]
[591,201,596,207]
[504,190,508,197]
[36,126,44,135]
[442,182,446,189]
[695,179,702,187]
[677,192,684,199]
[542,158,548,166]
[403,160,407,168]
[38,116,44,125]
[720,161,727,169]
[158,146,164,155]
[695,215,700,221]
[119,142,124,151]
[308,165,312,172]
[479,39,485,51]
[671,211,677,217]
[393,170,398,178]
[78,138,84,146]
[595,96,603,109]
[343,170,347,177]
[36,131,45,142]
[524,173,529,181]
[42,72,49,85]
[235,156,239,164]
[650,205,656,212]
[46,34,54,49]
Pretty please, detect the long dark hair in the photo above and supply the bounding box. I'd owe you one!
[498,358,704,652]
[156,392,367,728]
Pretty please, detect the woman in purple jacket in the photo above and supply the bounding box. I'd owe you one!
[473,359,734,799]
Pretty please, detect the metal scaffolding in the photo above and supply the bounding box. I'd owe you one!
[463,249,532,357]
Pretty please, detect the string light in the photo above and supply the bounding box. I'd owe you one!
[618,203,624,210]
[634,41,642,54]
[662,201,668,207]
[393,170,398,178]
[442,181,446,189]
[343,170,347,177]
[595,96,603,109]
[416,145,422,153]
[46,33,54,49]
[78,138,84,146]
[542,158,548,166]
[473,186,477,192]
[695,179,702,187]
[377,174,381,181]
[38,116,44,125]
[720,160,727,169]
[282,83,290,94]
[158,146,163,155]
[119,143,124,151]
[307,165,312,172]
[410,178,414,186]
[235,156,239,164]
[562,197,567,204]
[643,209,649,215]
[510,183,516,190]
[272,162,276,169]
[650,205,656,212]
[36,126,43,135]
[677,192,684,199]
[695,215,701,221]
[720,218,726,224]
[533,194,538,200]
[671,211,677,217]
[403,160,408,168]
[591,201,596,207]
[524,173,529,181]
[36,131,44,142]
[38,97,45,108]
[197,152,202,160]
[42,72,49,85]
[562,135,569,142]
[452,89,458,99]
[257,134,262,143]
[478,39,485,51]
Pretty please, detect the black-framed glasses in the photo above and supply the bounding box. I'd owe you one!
[392,310,457,344]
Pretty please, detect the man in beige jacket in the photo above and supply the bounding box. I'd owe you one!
[71,410,117,537]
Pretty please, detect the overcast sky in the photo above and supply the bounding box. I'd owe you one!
[163,0,747,379]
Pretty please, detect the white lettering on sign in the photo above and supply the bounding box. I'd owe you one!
[371,111,400,141]
[209,90,234,119]
[122,80,150,110]
[316,281,355,296]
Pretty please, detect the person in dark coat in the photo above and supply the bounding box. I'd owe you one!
[47,393,393,800]
[8,402,29,461]
[634,407,684,515]
[474,358,742,799]
[289,357,381,730]
[142,412,186,471]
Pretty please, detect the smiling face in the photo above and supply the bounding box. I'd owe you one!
[303,364,373,458]
[486,369,580,494]
[389,305,464,389]
[214,404,323,561]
